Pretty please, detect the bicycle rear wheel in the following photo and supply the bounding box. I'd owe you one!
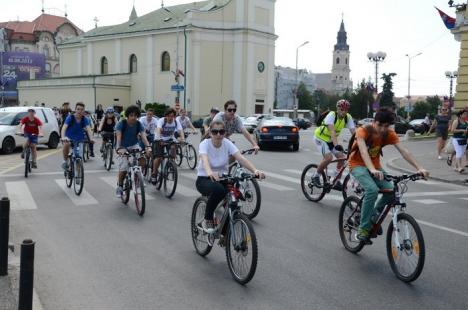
[105,144,113,171]
[121,177,131,205]
[386,213,425,282]
[226,213,258,285]
[186,144,198,170]
[300,164,326,202]
[339,196,364,253]
[191,197,212,256]
[342,173,364,200]
[73,158,84,196]
[175,145,183,166]
[24,149,30,178]
[163,160,178,198]
[133,171,146,216]
[240,178,261,220]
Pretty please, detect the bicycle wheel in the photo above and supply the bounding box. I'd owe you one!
[24,149,30,178]
[226,213,258,285]
[121,176,131,205]
[184,144,197,170]
[83,144,88,163]
[65,158,73,188]
[163,160,178,198]
[240,178,261,220]
[300,164,326,202]
[156,159,164,190]
[73,158,84,196]
[386,213,425,282]
[133,171,146,216]
[342,173,364,200]
[105,144,113,171]
[175,145,183,166]
[338,196,365,253]
[191,197,212,256]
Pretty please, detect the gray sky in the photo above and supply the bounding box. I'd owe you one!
[0,0,461,97]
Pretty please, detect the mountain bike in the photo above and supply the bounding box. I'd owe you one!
[100,134,114,171]
[153,140,179,199]
[119,149,146,216]
[228,149,261,219]
[191,173,258,285]
[339,173,426,282]
[64,140,90,196]
[175,132,198,170]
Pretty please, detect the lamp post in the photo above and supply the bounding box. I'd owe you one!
[405,52,422,118]
[294,41,309,119]
[367,51,386,93]
[445,70,458,108]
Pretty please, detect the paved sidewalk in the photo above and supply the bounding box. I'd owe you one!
[0,249,18,310]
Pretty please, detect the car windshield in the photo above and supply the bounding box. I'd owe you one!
[246,117,257,122]
[0,112,16,125]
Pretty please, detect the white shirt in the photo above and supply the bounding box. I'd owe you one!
[323,112,355,129]
[176,115,192,130]
[139,116,159,136]
[197,138,239,177]
[156,117,183,141]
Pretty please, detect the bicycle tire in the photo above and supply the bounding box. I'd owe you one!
[338,196,365,253]
[386,213,425,282]
[175,145,183,166]
[186,144,198,170]
[156,159,164,190]
[121,177,131,205]
[105,144,113,171]
[24,148,30,178]
[65,157,73,188]
[134,171,146,216]
[83,144,89,163]
[163,160,178,198]
[240,178,261,220]
[226,213,258,285]
[300,164,326,202]
[73,158,84,196]
[191,197,212,256]
[342,173,364,200]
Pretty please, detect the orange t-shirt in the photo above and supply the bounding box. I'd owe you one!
[348,127,400,170]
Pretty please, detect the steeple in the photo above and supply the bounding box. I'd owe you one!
[129,5,138,21]
[334,18,349,51]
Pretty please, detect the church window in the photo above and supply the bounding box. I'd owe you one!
[129,54,137,73]
[161,51,170,72]
[336,57,340,64]
[101,57,108,74]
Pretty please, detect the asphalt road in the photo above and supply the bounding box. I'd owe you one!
[1,130,467,310]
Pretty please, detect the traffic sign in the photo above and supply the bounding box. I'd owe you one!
[171,84,184,92]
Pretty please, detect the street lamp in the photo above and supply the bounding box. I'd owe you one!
[405,52,422,118]
[445,70,458,108]
[367,51,386,93]
[294,41,309,119]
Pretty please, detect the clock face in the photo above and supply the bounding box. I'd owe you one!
[257,61,265,73]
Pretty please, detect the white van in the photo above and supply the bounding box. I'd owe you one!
[0,106,60,154]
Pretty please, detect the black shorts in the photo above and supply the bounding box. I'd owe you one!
[436,129,448,140]
[152,141,176,158]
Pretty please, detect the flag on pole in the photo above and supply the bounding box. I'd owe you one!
[435,7,456,29]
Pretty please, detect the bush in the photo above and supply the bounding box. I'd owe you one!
[144,102,170,117]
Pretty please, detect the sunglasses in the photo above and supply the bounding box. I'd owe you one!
[227,108,237,113]
[211,129,226,135]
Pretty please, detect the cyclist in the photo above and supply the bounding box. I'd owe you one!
[312,99,355,189]
[138,108,159,147]
[201,107,219,139]
[212,100,259,153]
[115,105,152,198]
[151,108,185,184]
[61,102,95,177]
[18,108,43,169]
[98,107,118,152]
[196,120,265,233]
[175,108,197,138]
[83,110,96,157]
[348,108,428,243]
[59,102,71,134]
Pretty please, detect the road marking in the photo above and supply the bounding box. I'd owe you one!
[417,219,468,238]
[100,176,155,200]
[283,169,303,175]
[459,198,468,201]
[175,183,199,197]
[54,179,98,206]
[259,181,294,191]
[404,190,468,197]
[0,169,117,178]
[412,199,447,205]
[0,149,61,176]
[262,171,300,185]
[5,181,37,210]
[323,194,343,201]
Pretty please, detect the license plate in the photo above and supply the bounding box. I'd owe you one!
[273,136,287,140]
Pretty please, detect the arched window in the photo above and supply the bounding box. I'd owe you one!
[161,51,170,72]
[345,58,348,65]
[53,64,60,74]
[101,57,108,74]
[336,57,340,64]
[43,45,50,58]
[45,63,51,72]
[129,54,137,73]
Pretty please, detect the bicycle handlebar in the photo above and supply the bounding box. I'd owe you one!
[218,172,258,182]
[385,173,425,183]
[241,149,256,155]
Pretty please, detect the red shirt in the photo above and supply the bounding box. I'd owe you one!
[20,116,42,135]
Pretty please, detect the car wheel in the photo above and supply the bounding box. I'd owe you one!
[48,132,60,149]
[1,136,16,154]
[292,142,299,152]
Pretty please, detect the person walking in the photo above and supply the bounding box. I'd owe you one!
[450,109,468,173]
[95,104,104,123]
[429,107,451,160]
[422,113,431,135]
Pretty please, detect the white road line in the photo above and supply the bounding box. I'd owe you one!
[404,190,468,197]
[0,169,117,178]
[417,219,468,238]
[259,181,294,191]
[54,180,98,206]
[412,199,447,205]
[262,171,300,185]
[5,181,38,210]
[459,198,468,201]
[323,194,343,201]
[100,176,155,200]
[175,183,199,197]
[283,169,303,175]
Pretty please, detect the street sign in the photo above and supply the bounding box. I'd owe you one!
[404,105,413,112]
[171,84,184,92]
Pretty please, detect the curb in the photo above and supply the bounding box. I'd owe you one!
[386,157,468,187]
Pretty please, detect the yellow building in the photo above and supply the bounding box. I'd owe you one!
[451,2,468,109]
[18,0,277,117]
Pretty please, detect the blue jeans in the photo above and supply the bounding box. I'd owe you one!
[351,166,394,231]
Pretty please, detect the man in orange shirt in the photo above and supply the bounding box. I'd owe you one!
[348,108,429,243]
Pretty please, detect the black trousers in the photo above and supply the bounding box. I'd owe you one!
[196,176,228,220]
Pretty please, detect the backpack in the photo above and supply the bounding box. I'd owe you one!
[347,124,388,159]
[120,119,143,140]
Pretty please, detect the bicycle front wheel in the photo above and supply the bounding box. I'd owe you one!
[163,160,178,198]
[175,145,183,166]
[300,164,326,202]
[226,213,258,285]
[338,196,364,253]
[73,158,84,195]
[121,177,131,205]
[133,171,145,216]
[24,149,30,178]
[191,197,212,256]
[105,144,113,171]
[386,213,425,282]
[186,144,198,170]
[240,178,261,220]
[65,158,73,188]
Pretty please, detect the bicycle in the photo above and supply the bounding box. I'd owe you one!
[100,133,114,171]
[228,149,261,219]
[300,153,363,202]
[191,173,258,285]
[17,133,39,178]
[338,173,426,282]
[152,140,179,199]
[63,140,90,196]
[175,132,198,170]
[119,149,146,216]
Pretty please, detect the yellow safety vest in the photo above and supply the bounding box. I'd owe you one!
[314,112,351,142]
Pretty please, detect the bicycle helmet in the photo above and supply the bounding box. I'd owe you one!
[336,99,350,111]
[105,107,114,113]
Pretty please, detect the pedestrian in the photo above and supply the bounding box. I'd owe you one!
[59,102,71,134]
[450,109,468,173]
[95,104,104,123]
[422,113,431,135]
[429,107,451,160]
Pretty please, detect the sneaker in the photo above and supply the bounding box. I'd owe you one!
[200,219,215,234]
[332,180,343,191]
[312,175,321,186]
[115,186,123,198]
[437,155,443,160]
[20,151,24,159]
[31,162,37,169]
[357,228,372,245]
[150,174,158,185]
[90,152,95,158]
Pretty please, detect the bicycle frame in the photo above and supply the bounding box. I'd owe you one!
[322,157,348,190]
[123,151,144,192]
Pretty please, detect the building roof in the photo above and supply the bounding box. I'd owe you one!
[334,19,349,51]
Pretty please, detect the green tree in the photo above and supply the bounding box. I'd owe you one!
[380,73,397,109]
[349,80,374,119]
[425,95,441,116]
[297,82,314,110]
[410,101,431,119]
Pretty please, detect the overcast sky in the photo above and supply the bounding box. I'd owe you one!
[0,0,461,97]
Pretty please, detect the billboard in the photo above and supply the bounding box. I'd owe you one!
[1,52,46,99]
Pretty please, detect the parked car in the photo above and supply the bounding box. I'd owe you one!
[409,119,427,134]
[254,117,300,151]
[293,118,312,130]
[243,116,258,133]
[394,116,413,134]
[357,118,374,126]
[0,106,60,154]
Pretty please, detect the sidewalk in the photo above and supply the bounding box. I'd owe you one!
[0,249,18,310]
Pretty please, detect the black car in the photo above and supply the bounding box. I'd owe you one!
[394,116,413,134]
[254,117,300,151]
[293,118,312,130]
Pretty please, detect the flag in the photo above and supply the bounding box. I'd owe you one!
[435,7,456,29]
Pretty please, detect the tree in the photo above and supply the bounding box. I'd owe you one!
[380,73,397,109]
[349,80,374,119]
[410,101,431,119]
[426,96,441,116]
[297,82,314,110]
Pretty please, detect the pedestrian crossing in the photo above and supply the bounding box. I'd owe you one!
[1,168,468,210]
